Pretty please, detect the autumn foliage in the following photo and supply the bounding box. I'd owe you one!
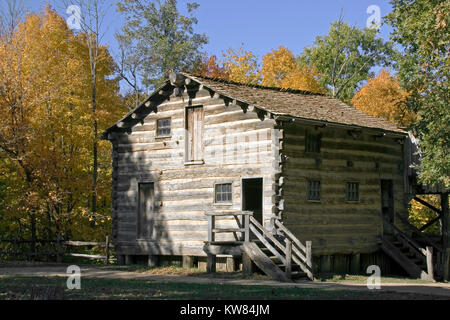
[261,46,325,93]
[351,69,415,126]
[0,7,125,243]
[198,46,325,93]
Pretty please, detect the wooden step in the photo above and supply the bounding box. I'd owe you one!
[205,241,243,246]
[381,239,431,280]
[291,271,308,279]
[242,242,291,282]
[212,228,246,233]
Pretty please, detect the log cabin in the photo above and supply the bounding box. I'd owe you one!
[101,72,449,282]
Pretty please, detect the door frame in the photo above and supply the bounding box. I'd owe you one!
[241,177,264,225]
[380,179,395,236]
[137,181,156,240]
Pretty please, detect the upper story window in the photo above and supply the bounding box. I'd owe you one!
[305,132,321,153]
[307,180,321,201]
[346,182,360,202]
[157,118,171,137]
[215,183,232,203]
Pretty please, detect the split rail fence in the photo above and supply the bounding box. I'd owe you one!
[0,236,114,264]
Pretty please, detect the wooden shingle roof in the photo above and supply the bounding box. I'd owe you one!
[187,73,406,134]
[102,72,407,138]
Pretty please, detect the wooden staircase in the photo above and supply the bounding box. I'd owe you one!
[204,211,313,282]
[381,220,436,281]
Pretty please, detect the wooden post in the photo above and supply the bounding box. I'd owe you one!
[56,235,62,263]
[242,252,253,277]
[306,241,313,279]
[208,215,215,243]
[148,255,158,267]
[285,239,292,279]
[105,236,110,265]
[426,246,434,280]
[12,239,17,260]
[226,257,236,272]
[206,254,216,273]
[445,248,450,282]
[244,214,250,242]
[182,256,194,269]
[441,193,449,279]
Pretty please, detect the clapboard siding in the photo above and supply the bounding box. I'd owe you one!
[281,123,407,255]
[111,89,277,255]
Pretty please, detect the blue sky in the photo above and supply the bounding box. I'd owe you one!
[11,0,394,58]
[4,0,395,91]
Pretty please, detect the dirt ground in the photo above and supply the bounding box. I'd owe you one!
[0,262,449,299]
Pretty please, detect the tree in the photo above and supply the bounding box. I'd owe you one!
[261,46,325,93]
[386,0,449,188]
[299,17,395,102]
[196,54,229,80]
[116,33,145,110]
[221,47,261,84]
[0,7,123,245]
[117,0,208,90]
[351,69,415,126]
[62,0,113,221]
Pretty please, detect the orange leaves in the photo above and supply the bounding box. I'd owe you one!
[198,55,229,80]
[262,46,325,93]
[198,45,325,93]
[351,69,415,126]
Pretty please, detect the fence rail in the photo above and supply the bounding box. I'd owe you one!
[0,236,114,264]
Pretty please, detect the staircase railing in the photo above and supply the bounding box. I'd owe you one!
[249,216,314,280]
[274,220,313,280]
[387,219,434,279]
[395,212,442,253]
[206,211,253,244]
[205,211,313,281]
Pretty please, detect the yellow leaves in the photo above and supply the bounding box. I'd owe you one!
[351,69,415,126]
[198,46,325,93]
[261,46,325,93]
[0,6,122,241]
[409,195,441,235]
[222,47,261,85]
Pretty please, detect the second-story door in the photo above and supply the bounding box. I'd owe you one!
[185,106,204,162]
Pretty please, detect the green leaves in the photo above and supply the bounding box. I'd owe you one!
[299,20,395,102]
[387,0,449,188]
[116,0,208,91]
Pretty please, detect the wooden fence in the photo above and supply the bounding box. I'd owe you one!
[0,236,114,264]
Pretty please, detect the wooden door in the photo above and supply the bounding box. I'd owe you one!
[186,106,203,161]
[381,179,394,236]
[137,182,155,239]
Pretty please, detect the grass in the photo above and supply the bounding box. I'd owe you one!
[314,273,435,284]
[0,275,446,300]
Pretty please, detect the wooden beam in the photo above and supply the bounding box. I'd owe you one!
[419,214,442,232]
[441,193,449,279]
[169,72,186,87]
[413,196,442,214]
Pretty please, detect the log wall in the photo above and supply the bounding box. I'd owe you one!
[110,89,277,256]
[280,122,408,256]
